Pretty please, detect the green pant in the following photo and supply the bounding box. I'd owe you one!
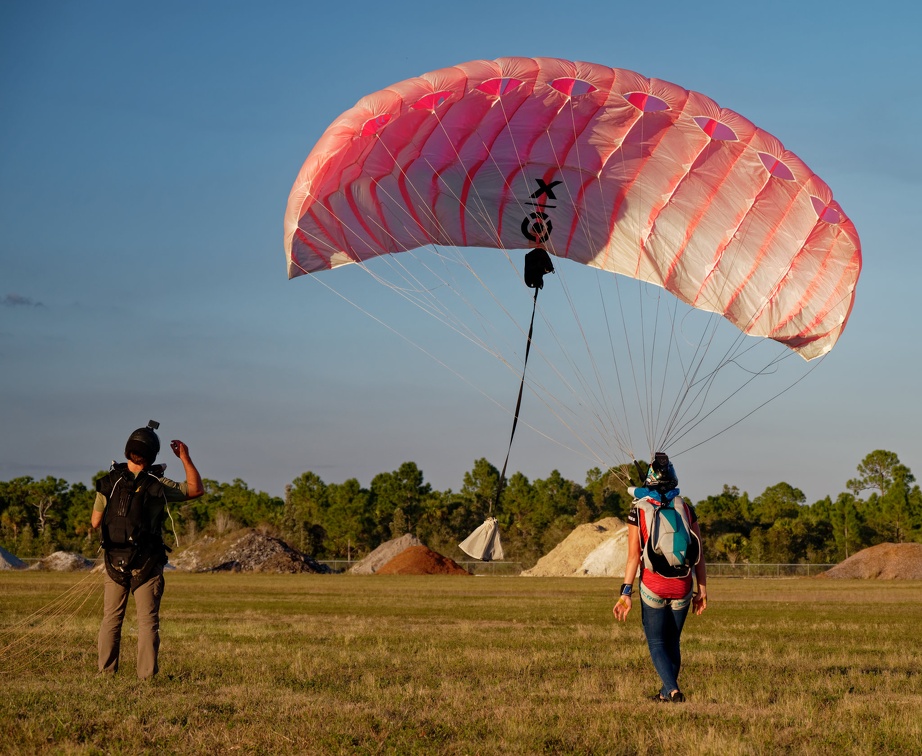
[98,569,165,678]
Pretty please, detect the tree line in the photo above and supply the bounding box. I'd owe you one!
[1,450,919,568]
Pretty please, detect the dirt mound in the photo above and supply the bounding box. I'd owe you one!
[348,533,421,574]
[0,545,26,570]
[376,545,471,576]
[819,542,922,579]
[171,529,330,574]
[29,551,94,571]
[521,517,627,577]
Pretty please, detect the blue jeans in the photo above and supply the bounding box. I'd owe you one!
[641,594,691,696]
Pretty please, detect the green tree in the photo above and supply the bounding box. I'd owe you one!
[0,477,37,555]
[58,481,98,555]
[323,478,373,558]
[847,451,917,545]
[584,465,634,521]
[847,450,914,497]
[415,489,469,557]
[0,476,75,556]
[284,472,329,552]
[369,462,431,542]
[495,472,537,564]
[389,508,408,539]
[27,477,69,537]
[694,485,750,561]
[794,507,836,563]
[910,485,922,542]
[826,493,865,559]
[761,518,809,563]
[531,470,586,556]
[460,458,501,526]
[193,479,283,536]
[695,485,749,532]
[713,532,747,564]
[880,467,915,543]
[747,482,805,526]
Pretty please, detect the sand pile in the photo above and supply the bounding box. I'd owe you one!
[521,517,628,577]
[29,551,94,571]
[819,542,922,579]
[171,529,330,574]
[376,545,470,575]
[578,527,632,577]
[0,545,26,569]
[348,533,421,574]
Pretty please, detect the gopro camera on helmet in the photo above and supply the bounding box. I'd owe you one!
[645,451,678,491]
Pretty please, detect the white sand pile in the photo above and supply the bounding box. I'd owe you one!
[578,527,632,577]
[521,517,629,577]
[819,542,922,579]
[0,545,26,569]
[30,551,94,571]
[348,533,421,574]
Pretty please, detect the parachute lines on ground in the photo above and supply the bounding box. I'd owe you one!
[283,56,862,479]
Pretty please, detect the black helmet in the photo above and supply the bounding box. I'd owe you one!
[125,420,160,463]
[645,451,678,492]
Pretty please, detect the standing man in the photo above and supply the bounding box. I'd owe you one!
[91,421,203,678]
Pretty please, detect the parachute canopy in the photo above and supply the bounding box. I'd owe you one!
[284,57,861,360]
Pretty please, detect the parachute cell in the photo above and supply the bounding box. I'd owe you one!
[284,57,861,362]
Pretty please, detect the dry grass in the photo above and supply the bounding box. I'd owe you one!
[1,573,920,754]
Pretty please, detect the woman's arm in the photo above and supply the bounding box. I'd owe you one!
[692,520,707,615]
[613,523,641,621]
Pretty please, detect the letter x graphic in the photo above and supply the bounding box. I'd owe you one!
[530,179,563,201]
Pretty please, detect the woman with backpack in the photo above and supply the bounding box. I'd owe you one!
[613,453,708,703]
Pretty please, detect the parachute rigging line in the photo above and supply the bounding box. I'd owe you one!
[491,285,540,515]
[491,248,555,513]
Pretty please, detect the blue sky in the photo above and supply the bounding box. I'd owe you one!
[2,1,919,505]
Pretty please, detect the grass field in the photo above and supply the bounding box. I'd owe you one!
[1,572,920,755]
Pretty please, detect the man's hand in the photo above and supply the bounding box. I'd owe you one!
[170,440,190,460]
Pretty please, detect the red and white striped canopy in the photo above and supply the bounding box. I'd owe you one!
[285,57,861,360]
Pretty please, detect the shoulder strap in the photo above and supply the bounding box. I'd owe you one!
[139,471,168,533]
[95,467,126,497]
[634,498,654,554]
[139,470,164,497]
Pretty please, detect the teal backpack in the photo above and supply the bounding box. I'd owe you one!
[638,496,701,579]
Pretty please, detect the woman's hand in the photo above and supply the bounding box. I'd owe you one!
[692,586,708,616]
[613,595,632,621]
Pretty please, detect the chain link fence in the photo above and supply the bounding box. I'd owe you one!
[706,562,834,578]
[13,551,835,577]
[319,560,833,577]
[319,559,525,575]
